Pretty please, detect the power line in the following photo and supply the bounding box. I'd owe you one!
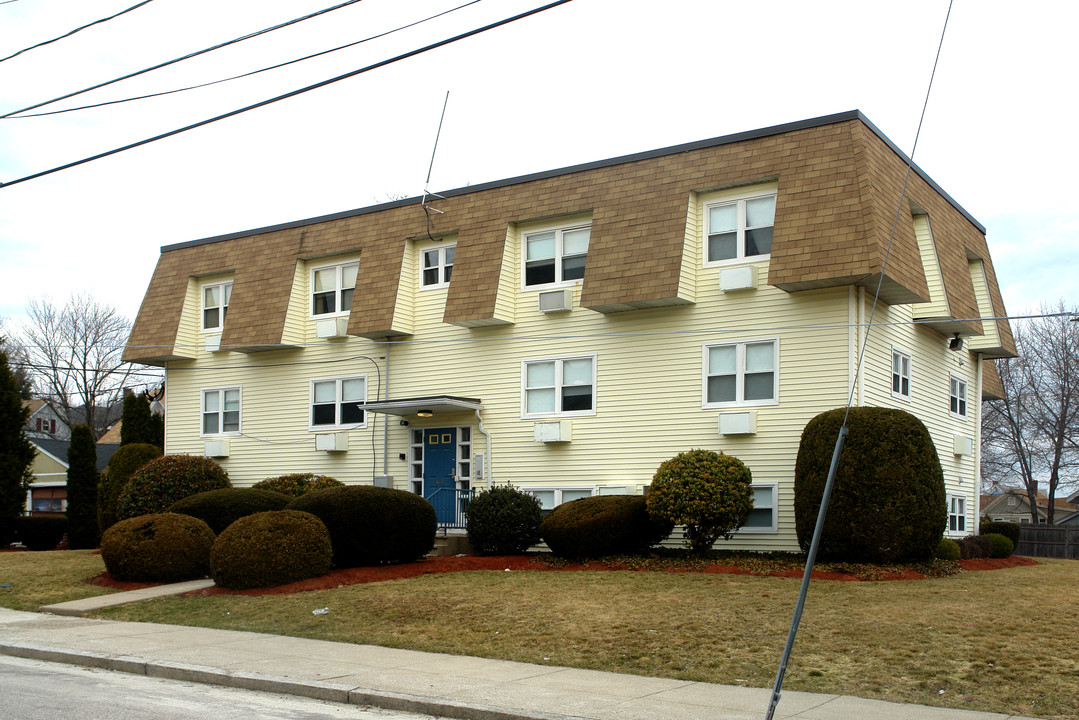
[0,0,156,64]
[0,0,573,189]
[5,0,483,119]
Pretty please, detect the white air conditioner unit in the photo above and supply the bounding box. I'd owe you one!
[315,432,348,451]
[538,289,570,313]
[204,334,222,352]
[204,439,230,458]
[534,420,572,443]
[719,266,758,292]
[953,435,973,456]
[718,411,757,435]
[315,317,349,339]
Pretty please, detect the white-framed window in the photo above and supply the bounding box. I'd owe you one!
[202,387,241,436]
[948,495,967,534]
[703,339,778,407]
[410,429,424,494]
[739,483,777,533]
[522,355,596,417]
[310,376,367,429]
[891,349,912,400]
[949,376,968,418]
[457,426,472,490]
[311,261,359,317]
[525,487,594,516]
[421,244,455,288]
[704,192,776,265]
[202,281,232,331]
[523,223,590,288]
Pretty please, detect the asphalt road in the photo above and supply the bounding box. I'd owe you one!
[0,654,438,720]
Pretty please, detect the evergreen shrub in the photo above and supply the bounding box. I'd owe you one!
[980,521,1021,546]
[934,537,961,561]
[465,485,543,555]
[15,515,68,550]
[287,485,436,566]
[116,455,230,520]
[97,443,162,533]
[983,532,1015,559]
[540,495,673,558]
[794,407,947,563]
[168,488,291,534]
[210,510,332,589]
[65,424,99,549]
[0,348,35,546]
[647,449,754,554]
[956,535,992,559]
[100,513,214,582]
[252,473,343,497]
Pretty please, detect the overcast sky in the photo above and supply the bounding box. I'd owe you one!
[1,0,1076,333]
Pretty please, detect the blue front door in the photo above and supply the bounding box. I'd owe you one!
[423,428,457,523]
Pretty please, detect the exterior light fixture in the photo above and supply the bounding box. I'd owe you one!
[416,409,433,418]
[948,334,963,351]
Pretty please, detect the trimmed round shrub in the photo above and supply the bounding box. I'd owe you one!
[983,532,1015,559]
[287,485,436,566]
[116,455,230,520]
[541,495,673,558]
[980,521,1020,546]
[647,449,754,554]
[98,443,162,533]
[957,534,992,559]
[252,473,344,498]
[794,407,946,563]
[210,510,332,590]
[465,485,543,556]
[100,513,215,582]
[168,488,291,534]
[16,515,68,551]
[935,537,961,561]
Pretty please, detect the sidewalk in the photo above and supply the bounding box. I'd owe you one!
[0,589,1040,720]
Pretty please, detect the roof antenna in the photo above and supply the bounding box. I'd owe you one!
[421,90,450,241]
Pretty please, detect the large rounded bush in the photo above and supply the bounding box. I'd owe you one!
[16,515,68,551]
[541,495,673,558]
[647,449,754,554]
[935,537,961,561]
[980,521,1020,546]
[252,473,344,498]
[983,532,1015,559]
[97,443,162,533]
[116,455,230,520]
[100,513,214,582]
[168,488,291,534]
[210,510,332,589]
[287,485,436,566]
[794,407,946,563]
[465,485,543,555]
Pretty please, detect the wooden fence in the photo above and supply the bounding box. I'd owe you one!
[1015,525,1079,559]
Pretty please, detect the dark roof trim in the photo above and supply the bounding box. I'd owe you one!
[162,110,984,253]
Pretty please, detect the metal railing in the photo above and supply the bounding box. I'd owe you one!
[425,487,474,530]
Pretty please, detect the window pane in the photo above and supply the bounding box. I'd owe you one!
[562,384,593,411]
[562,358,593,385]
[745,372,774,400]
[223,284,232,304]
[526,388,556,414]
[562,489,592,503]
[445,246,455,265]
[562,254,586,281]
[530,490,555,509]
[562,227,590,256]
[746,196,776,227]
[423,268,439,286]
[203,413,219,434]
[709,346,736,374]
[745,342,774,371]
[708,232,737,261]
[708,375,736,403]
[744,508,773,528]
[204,286,219,307]
[342,378,365,402]
[341,288,354,312]
[314,268,336,292]
[312,404,336,425]
[525,259,556,286]
[752,486,773,506]
[526,232,556,260]
[313,381,336,404]
[203,391,220,412]
[744,227,773,256]
[341,263,359,289]
[526,362,555,388]
[443,265,452,283]
[203,307,220,329]
[223,389,240,411]
[340,404,364,425]
[709,204,737,233]
[423,249,439,269]
[459,426,470,442]
[222,411,239,433]
[313,292,335,315]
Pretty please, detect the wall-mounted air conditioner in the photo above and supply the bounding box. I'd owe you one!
[538,289,571,313]
[315,317,349,339]
[204,334,222,352]
[204,439,230,458]
[719,266,758,292]
[718,411,757,435]
[315,432,348,451]
[534,420,572,442]
[953,435,973,456]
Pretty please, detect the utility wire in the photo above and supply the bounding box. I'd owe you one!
[6,1,482,119]
[0,0,156,64]
[0,0,573,189]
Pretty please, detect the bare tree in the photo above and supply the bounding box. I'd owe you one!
[0,320,33,399]
[21,294,134,439]
[982,301,1079,523]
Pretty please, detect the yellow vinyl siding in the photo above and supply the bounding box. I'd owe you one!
[173,277,201,359]
[911,214,950,318]
[280,262,308,346]
[966,258,1001,351]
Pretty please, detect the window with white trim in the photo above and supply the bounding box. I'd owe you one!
[703,339,777,407]
[525,487,593,516]
[421,244,455,288]
[202,387,240,436]
[705,193,776,264]
[739,483,778,533]
[310,376,366,429]
[524,223,590,287]
[949,376,967,418]
[202,281,232,331]
[523,355,596,417]
[311,261,359,316]
[891,349,911,400]
[948,495,967,534]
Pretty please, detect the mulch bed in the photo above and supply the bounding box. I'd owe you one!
[82,553,1040,598]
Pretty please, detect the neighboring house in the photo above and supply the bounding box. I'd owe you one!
[122,110,1016,551]
[26,438,120,514]
[22,399,71,441]
[981,489,1078,525]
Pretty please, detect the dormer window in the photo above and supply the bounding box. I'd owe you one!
[421,245,455,288]
[524,224,590,288]
[705,193,776,264]
[311,261,358,317]
[202,282,232,331]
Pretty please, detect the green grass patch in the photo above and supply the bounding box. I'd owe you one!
[0,550,113,611]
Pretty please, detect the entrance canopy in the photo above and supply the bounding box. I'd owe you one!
[361,395,482,417]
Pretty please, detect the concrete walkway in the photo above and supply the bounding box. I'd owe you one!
[0,586,1040,720]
